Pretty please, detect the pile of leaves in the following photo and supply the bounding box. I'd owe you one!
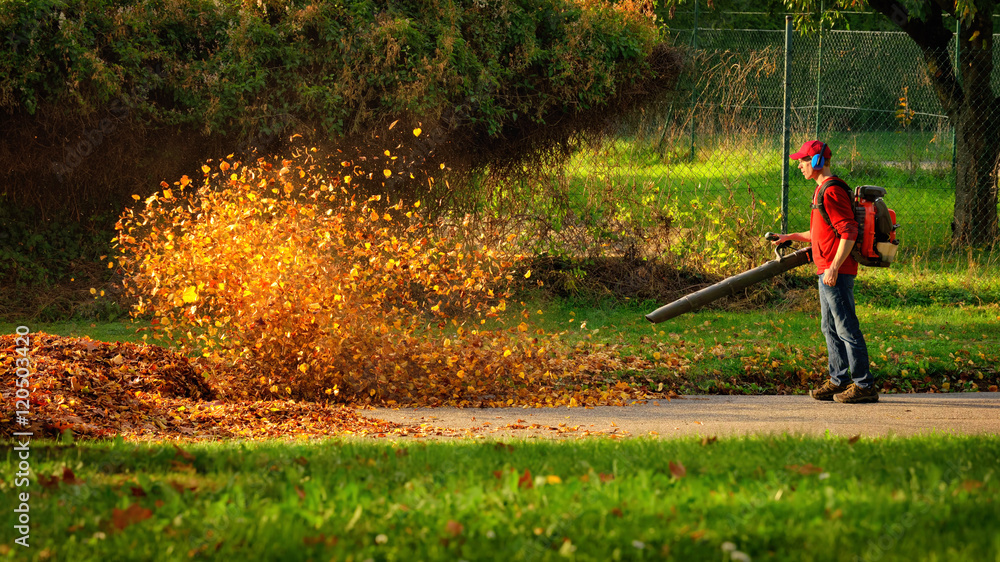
[0,333,407,440]
[0,332,670,441]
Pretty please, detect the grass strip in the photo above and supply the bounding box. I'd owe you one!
[2,435,998,561]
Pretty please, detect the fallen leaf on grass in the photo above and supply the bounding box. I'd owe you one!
[786,463,824,475]
[669,461,686,479]
[958,480,983,493]
[111,503,152,532]
[173,444,195,461]
[445,520,464,536]
[38,473,60,489]
[170,460,196,473]
[303,534,337,546]
[62,468,82,485]
[518,469,533,488]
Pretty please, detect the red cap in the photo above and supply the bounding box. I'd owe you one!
[790,140,831,161]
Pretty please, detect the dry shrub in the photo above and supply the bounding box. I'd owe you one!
[113,146,631,405]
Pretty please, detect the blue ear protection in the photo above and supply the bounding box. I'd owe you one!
[811,143,828,169]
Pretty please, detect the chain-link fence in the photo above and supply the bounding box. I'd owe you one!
[542,14,1000,276]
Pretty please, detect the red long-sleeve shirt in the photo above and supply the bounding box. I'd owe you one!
[810,177,859,276]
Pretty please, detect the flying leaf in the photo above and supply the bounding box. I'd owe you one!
[413,128,422,137]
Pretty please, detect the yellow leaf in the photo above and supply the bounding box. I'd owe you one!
[298,363,309,373]
[182,286,198,303]
[89,288,97,295]
[524,269,531,279]
[413,128,422,137]
[383,169,392,178]
[343,175,352,184]
[162,189,173,199]
[546,475,562,485]
[201,165,211,174]
[503,349,512,357]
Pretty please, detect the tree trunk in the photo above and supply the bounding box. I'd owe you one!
[952,101,1000,246]
[868,0,1000,246]
[950,11,1000,246]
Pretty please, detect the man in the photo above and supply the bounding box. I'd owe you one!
[772,140,878,404]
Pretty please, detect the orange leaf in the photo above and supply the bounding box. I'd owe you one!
[785,463,824,475]
[445,520,463,536]
[173,444,195,461]
[111,503,153,532]
[518,469,533,488]
[62,467,81,485]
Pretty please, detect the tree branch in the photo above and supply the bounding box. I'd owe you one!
[866,0,962,116]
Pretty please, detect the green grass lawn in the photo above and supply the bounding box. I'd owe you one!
[556,130,979,251]
[2,435,998,561]
[0,320,143,344]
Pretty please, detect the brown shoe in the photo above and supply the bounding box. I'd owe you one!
[833,383,879,404]
[810,380,850,401]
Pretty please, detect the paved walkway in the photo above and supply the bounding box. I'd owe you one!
[366,393,1000,439]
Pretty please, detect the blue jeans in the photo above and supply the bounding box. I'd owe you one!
[817,274,873,388]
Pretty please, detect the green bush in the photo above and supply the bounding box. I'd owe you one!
[1,0,666,140]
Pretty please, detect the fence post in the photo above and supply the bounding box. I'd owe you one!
[689,0,700,162]
[781,15,793,234]
[814,0,824,138]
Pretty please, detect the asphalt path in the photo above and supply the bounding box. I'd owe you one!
[366,393,1000,439]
